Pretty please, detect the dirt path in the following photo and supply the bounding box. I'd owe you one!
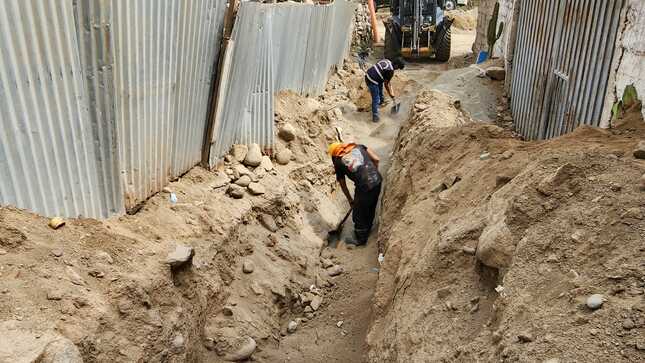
[260,28,477,362]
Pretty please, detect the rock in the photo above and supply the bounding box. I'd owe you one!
[479,152,491,161]
[327,265,343,277]
[228,185,245,199]
[242,260,255,274]
[276,149,292,165]
[222,306,234,316]
[589,328,599,336]
[234,164,252,176]
[243,144,262,167]
[453,99,462,109]
[486,66,506,81]
[633,141,645,159]
[278,123,297,142]
[476,220,515,269]
[260,214,278,232]
[436,287,451,299]
[96,251,114,264]
[320,258,334,269]
[248,183,265,195]
[462,246,476,255]
[310,296,323,311]
[622,318,635,330]
[232,144,248,162]
[250,281,263,295]
[415,103,429,111]
[224,154,233,163]
[305,312,314,319]
[0,249,6,255]
[166,245,195,268]
[469,303,480,313]
[492,330,503,343]
[235,175,252,187]
[51,249,64,258]
[254,166,266,179]
[224,337,256,362]
[0,321,82,363]
[586,294,604,310]
[48,217,65,230]
[162,187,173,193]
[304,306,313,313]
[172,334,185,351]
[337,320,344,328]
[211,173,230,189]
[518,332,534,343]
[622,207,643,220]
[287,320,298,334]
[47,291,63,301]
[501,150,514,160]
[39,338,83,363]
[66,267,85,286]
[260,156,273,171]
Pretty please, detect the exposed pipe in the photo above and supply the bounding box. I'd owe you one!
[367,0,379,43]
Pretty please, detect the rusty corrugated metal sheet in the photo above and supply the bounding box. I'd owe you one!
[209,0,355,163]
[0,0,119,218]
[511,0,625,140]
[112,0,225,209]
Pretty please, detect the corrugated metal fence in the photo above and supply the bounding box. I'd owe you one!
[1,0,226,217]
[209,0,356,163]
[511,0,625,140]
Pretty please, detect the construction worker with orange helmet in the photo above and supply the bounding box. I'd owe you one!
[328,142,382,245]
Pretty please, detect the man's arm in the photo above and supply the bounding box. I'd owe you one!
[338,178,353,206]
[366,147,380,169]
[384,81,395,99]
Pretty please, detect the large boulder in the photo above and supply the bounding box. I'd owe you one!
[244,144,262,167]
[276,149,292,165]
[278,123,296,142]
[231,144,248,162]
[486,66,506,81]
[0,321,82,363]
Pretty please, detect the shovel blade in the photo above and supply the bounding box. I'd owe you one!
[326,230,341,248]
[390,103,401,114]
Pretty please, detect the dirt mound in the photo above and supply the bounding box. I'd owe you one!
[368,96,645,362]
[448,8,478,31]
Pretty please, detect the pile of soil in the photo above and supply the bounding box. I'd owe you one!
[368,90,645,362]
[448,8,478,31]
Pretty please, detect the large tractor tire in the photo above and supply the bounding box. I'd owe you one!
[434,24,452,62]
[384,22,402,60]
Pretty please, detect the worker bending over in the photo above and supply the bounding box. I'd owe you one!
[328,142,382,245]
[365,58,405,122]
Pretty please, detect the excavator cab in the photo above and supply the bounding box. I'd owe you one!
[385,0,453,61]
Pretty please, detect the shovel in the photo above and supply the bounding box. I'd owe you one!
[390,101,401,114]
[326,208,352,247]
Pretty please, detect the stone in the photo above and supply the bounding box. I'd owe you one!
[39,337,83,363]
[250,281,263,295]
[232,144,248,162]
[228,185,245,199]
[211,173,230,189]
[260,156,273,171]
[462,246,476,255]
[287,320,298,334]
[501,150,514,160]
[48,217,65,230]
[586,294,604,310]
[310,295,323,311]
[496,175,513,187]
[248,183,265,196]
[278,123,297,142]
[327,265,343,277]
[96,251,114,264]
[162,187,173,193]
[260,214,278,232]
[518,332,533,343]
[320,258,334,269]
[51,249,64,258]
[243,144,262,167]
[476,220,515,269]
[254,166,266,179]
[276,149,292,165]
[0,249,6,255]
[304,306,313,313]
[486,66,506,81]
[235,175,252,187]
[224,337,256,362]
[242,260,255,274]
[436,287,451,299]
[336,321,344,328]
[166,245,195,268]
[479,152,491,161]
[66,267,85,286]
[633,141,645,159]
[622,208,643,220]
[224,154,233,163]
[172,334,185,351]
[305,312,314,319]
[47,291,63,301]
[622,318,635,330]
[234,164,252,176]
[0,321,82,363]
[222,306,234,317]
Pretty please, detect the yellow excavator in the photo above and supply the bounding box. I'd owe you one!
[384,0,453,61]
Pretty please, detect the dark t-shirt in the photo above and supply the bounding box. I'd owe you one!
[333,145,382,191]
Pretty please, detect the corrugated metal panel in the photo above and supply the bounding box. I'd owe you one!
[112,0,225,209]
[209,0,355,163]
[511,0,625,140]
[0,0,109,218]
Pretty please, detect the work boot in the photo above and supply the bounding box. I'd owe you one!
[372,114,380,123]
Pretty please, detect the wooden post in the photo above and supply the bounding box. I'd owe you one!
[367,0,379,43]
[201,0,239,168]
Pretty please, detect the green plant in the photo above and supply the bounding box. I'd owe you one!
[487,2,504,58]
[611,84,641,123]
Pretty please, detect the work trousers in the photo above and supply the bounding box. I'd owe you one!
[353,183,382,244]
